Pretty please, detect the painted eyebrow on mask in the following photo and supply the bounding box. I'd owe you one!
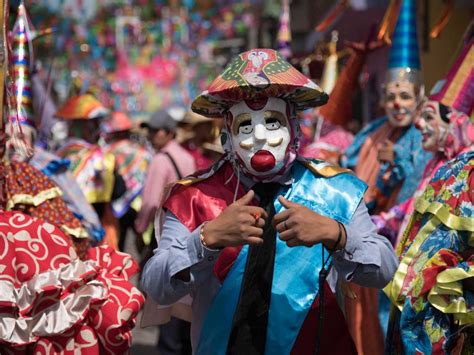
[424,104,437,112]
[232,113,252,135]
[264,111,287,125]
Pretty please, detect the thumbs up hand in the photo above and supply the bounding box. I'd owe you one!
[272,196,346,249]
[203,190,268,249]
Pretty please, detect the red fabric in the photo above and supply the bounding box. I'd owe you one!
[164,162,250,281]
[213,246,243,282]
[163,162,248,232]
[292,282,357,355]
[318,49,366,127]
[86,244,140,280]
[418,250,460,299]
[344,285,385,355]
[0,211,144,354]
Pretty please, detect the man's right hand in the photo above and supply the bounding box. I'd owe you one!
[203,190,267,249]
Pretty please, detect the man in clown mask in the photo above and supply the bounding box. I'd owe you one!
[141,48,397,354]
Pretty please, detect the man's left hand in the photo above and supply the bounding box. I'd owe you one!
[272,196,346,249]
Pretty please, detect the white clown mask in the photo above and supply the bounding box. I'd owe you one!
[228,98,292,178]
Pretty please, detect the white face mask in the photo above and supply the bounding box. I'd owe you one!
[229,98,291,177]
[415,101,449,153]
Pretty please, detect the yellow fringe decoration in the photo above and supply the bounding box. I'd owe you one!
[6,187,63,210]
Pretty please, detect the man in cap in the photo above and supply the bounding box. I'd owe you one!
[141,48,397,354]
[136,108,196,354]
[135,109,196,236]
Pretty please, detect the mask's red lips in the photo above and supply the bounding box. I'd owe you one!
[250,150,276,172]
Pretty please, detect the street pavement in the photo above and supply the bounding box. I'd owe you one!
[124,232,160,354]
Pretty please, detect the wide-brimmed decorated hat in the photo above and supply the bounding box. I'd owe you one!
[191,48,328,118]
[55,94,110,120]
[182,111,214,125]
[101,111,133,133]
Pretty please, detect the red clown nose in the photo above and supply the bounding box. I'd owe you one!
[250,150,276,172]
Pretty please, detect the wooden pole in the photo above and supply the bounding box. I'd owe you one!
[0,0,8,207]
[0,0,6,112]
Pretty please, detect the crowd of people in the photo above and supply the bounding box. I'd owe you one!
[1,1,473,354]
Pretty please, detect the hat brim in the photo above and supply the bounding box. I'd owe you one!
[55,95,110,120]
[182,111,215,124]
[140,121,154,129]
[191,83,329,118]
[56,108,110,120]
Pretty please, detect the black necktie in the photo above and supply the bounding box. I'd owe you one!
[227,182,281,354]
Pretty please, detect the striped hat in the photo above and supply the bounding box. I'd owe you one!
[9,4,35,128]
[386,0,422,85]
[429,40,473,118]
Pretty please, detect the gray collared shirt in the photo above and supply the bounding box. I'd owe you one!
[141,198,398,349]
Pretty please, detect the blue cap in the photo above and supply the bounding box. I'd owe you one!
[388,0,421,71]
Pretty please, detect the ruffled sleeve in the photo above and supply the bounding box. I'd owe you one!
[0,211,144,354]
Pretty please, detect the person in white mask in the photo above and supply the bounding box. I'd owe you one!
[141,48,397,355]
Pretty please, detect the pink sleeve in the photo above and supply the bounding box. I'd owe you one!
[135,155,171,234]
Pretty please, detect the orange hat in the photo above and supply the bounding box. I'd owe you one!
[101,112,133,133]
[55,94,110,120]
[318,48,366,127]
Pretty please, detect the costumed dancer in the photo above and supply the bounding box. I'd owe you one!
[0,4,144,353]
[341,1,432,353]
[55,94,126,250]
[141,48,398,354]
[384,38,474,355]
[5,1,104,250]
[101,111,152,251]
[342,0,431,214]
